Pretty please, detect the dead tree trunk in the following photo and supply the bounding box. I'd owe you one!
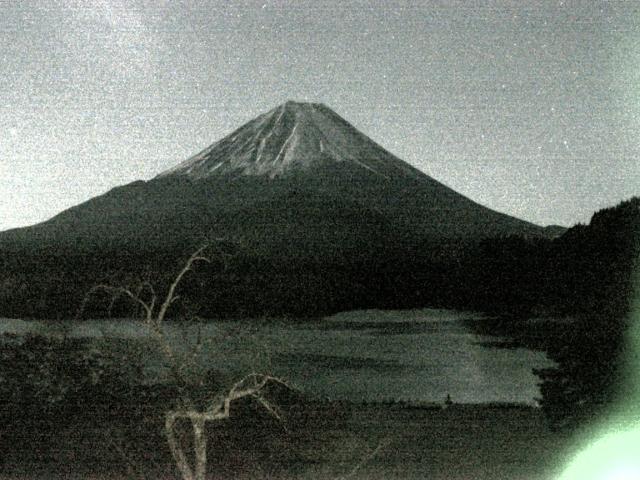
[82,245,286,480]
[163,373,283,480]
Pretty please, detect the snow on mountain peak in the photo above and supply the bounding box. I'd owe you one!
[157,101,422,181]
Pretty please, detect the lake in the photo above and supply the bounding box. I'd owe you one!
[0,309,553,404]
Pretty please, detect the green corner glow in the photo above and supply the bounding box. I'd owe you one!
[558,262,640,480]
[559,428,640,480]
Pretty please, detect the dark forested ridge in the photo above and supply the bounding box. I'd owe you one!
[0,196,638,436]
[458,197,639,430]
[533,197,639,430]
[0,198,636,323]
[456,197,639,318]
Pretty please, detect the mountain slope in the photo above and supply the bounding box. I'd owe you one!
[0,101,557,318]
[157,101,426,180]
[1,101,546,250]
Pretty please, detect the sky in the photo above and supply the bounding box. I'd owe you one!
[1,0,639,231]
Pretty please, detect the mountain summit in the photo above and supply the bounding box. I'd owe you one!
[1,101,547,250]
[158,101,422,181]
[0,101,556,318]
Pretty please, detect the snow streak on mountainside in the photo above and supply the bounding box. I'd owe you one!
[157,101,426,181]
[0,100,551,251]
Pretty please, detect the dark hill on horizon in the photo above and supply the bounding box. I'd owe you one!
[0,101,563,318]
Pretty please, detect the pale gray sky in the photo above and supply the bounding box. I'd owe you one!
[1,0,639,231]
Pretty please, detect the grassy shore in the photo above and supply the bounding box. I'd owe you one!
[0,398,572,480]
[283,402,571,480]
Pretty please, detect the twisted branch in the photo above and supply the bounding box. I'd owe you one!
[79,244,289,480]
[164,373,288,480]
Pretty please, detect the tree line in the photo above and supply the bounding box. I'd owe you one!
[0,197,638,433]
[460,197,639,430]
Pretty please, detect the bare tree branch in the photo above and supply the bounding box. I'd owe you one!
[156,245,211,325]
[163,372,289,480]
[252,393,285,423]
[336,438,391,480]
[78,284,155,322]
[80,242,293,480]
[103,430,146,480]
[165,412,196,480]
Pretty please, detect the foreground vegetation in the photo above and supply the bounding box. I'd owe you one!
[0,356,569,480]
[1,198,636,322]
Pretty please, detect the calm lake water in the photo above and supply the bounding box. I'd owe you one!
[0,309,553,404]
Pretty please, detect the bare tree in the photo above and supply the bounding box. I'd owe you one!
[81,245,287,480]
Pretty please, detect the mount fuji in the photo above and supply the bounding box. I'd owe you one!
[2,101,546,248]
[158,100,437,181]
[0,101,556,317]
